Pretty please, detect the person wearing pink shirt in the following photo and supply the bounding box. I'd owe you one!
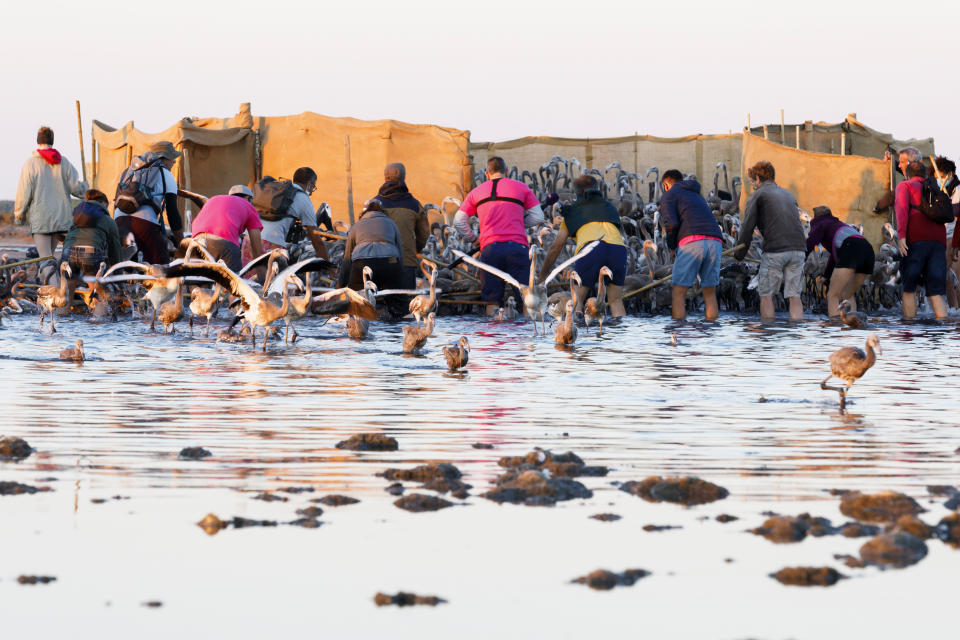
[454,157,543,314]
[190,185,264,272]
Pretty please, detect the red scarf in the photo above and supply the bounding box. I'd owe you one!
[37,148,61,165]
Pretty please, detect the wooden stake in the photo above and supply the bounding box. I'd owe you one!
[344,135,355,225]
[747,113,751,130]
[0,255,54,271]
[762,125,768,140]
[795,125,800,150]
[841,131,846,156]
[76,100,87,183]
[780,109,785,144]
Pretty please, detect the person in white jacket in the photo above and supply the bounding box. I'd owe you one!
[14,126,87,258]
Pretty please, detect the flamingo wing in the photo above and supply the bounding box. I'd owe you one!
[312,288,378,320]
[451,250,523,290]
[266,258,337,296]
[543,239,601,285]
[164,262,262,311]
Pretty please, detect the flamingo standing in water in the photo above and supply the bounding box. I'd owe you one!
[584,266,613,335]
[443,336,470,371]
[554,300,577,345]
[838,300,868,329]
[821,334,881,411]
[37,262,72,332]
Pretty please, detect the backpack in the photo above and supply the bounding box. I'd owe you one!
[114,154,167,215]
[918,176,955,224]
[252,179,298,221]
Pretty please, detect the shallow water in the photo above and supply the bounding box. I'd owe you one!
[0,310,958,638]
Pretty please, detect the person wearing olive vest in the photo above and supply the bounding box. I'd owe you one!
[538,174,627,318]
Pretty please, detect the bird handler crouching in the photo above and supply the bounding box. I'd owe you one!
[538,174,627,318]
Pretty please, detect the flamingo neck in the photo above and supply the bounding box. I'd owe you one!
[865,343,877,368]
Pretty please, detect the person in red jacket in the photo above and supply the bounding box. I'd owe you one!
[896,161,948,319]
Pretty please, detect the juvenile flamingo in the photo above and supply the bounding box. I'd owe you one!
[821,334,882,411]
[443,336,470,371]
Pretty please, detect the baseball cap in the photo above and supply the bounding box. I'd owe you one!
[228,184,254,198]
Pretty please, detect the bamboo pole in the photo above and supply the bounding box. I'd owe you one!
[438,298,489,306]
[344,135,355,225]
[762,125,768,140]
[795,125,800,150]
[623,244,745,300]
[780,109,785,144]
[76,100,87,183]
[841,131,846,156]
[416,253,480,284]
[0,255,54,271]
[747,113,751,130]
[315,230,347,242]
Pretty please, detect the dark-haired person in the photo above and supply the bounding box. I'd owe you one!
[14,126,88,259]
[734,160,807,320]
[61,189,122,275]
[538,174,627,318]
[373,162,429,289]
[113,140,183,265]
[338,199,404,291]
[189,185,263,272]
[805,205,875,317]
[242,167,328,264]
[897,160,948,319]
[659,169,723,321]
[454,156,543,314]
[932,156,960,265]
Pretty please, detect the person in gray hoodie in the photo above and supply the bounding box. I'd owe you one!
[734,161,807,320]
[338,200,404,291]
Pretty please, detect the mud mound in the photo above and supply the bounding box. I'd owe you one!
[0,437,33,461]
[498,449,608,478]
[772,567,844,587]
[571,569,650,590]
[859,532,928,568]
[336,434,398,451]
[394,493,453,512]
[483,469,591,506]
[313,495,359,506]
[374,592,446,607]
[620,476,728,506]
[17,575,56,585]
[935,514,960,546]
[590,513,621,522]
[178,447,211,460]
[840,491,923,523]
[0,481,51,496]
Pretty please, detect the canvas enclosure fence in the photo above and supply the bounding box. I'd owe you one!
[90,107,471,232]
[746,114,934,159]
[470,134,742,195]
[90,119,255,230]
[739,132,891,248]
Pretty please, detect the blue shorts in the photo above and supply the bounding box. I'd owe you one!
[673,238,722,288]
[480,241,530,303]
[574,241,627,287]
[901,240,946,296]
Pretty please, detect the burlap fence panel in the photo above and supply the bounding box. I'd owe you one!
[470,134,742,192]
[739,132,891,248]
[91,119,254,231]
[747,115,934,159]
[256,112,470,226]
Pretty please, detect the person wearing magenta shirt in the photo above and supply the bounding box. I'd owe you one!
[454,157,543,314]
[896,161,948,319]
[190,186,264,272]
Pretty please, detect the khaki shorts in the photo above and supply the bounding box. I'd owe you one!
[758,250,805,298]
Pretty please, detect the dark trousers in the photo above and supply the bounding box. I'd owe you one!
[480,241,530,303]
[116,216,169,265]
[345,257,405,316]
[195,234,242,272]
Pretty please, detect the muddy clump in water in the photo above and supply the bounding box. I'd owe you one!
[197,513,279,536]
[313,495,359,507]
[590,513,621,522]
[928,485,960,510]
[643,524,681,532]
[716,514,739,523]
[336,434,398,451]
[253,492,288,503]
[394,493,453,513]
[620,476,728,506]
[380,463,471,498]
[893,515,931,540]
[484,469,592,506]
[752,516,810,543]
[840,523,881,538]
[472,443,494,450]
[771,567,844,587]
[859,531,928,568]
[142,601,163,608]
[296,506,324,518]
[571,569,650,590]
[386,483,405,496]
[0,437,33,461]
[840,491,923,523]
[289,518,322,528]
[178,447,211,460]
[935,514,960,545]
[374,592,446,607]
[17,575,56,585]
[498,449,608,478]
[0,481,51,496]
[276,486,315,495]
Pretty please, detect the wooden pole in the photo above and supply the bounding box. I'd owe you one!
[180,146,193,233]
[747,113,751,130]
[344,135,355,226]
[795,125,800,150]
[0,255,54,272]
[780,109,785,144]
[762,125,768,140]
[840,131,846,156]
[623,244,745,300]
[75,100,87,183]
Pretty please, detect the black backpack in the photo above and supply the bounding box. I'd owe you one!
[114,155,167,215]
[918,176,955,224]
[252,178,298,221]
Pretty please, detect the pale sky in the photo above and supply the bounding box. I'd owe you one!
[2,0,956,198]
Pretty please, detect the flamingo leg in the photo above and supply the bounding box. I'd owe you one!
[598,318,604,336]
[150,309,157,332]
[205,316,211,337]
[262,327,268,352]
[49,312,56,334]
[189,316,194,337]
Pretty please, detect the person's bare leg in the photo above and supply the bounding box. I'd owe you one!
[788,296,803,321]
[839,273,869,312]
[485,304,498,317]
[931,294,948,319]
[574,285,589,313]
[760,295,775,319]
[703,286,718,320]
[606,285,625,317]
[902,292,917,319]
[827,268,854,317]
[672,285,689,320]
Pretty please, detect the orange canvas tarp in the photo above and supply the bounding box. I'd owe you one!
[739,132,891,247]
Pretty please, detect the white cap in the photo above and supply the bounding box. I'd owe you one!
[228,184,253,197]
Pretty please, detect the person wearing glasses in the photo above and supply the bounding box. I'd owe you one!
[242,166,329,264]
